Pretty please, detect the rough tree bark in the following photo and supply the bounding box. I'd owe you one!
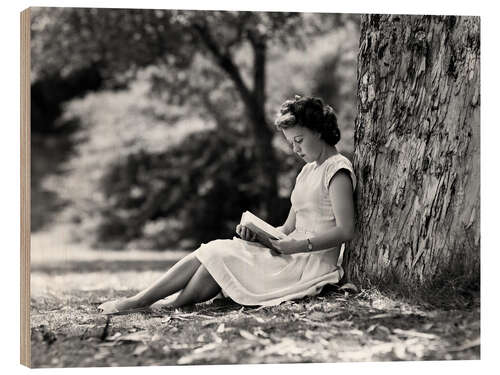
[346,15,480,288]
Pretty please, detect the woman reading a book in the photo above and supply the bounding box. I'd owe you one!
[99,95,356,314]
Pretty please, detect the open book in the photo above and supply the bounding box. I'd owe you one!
[239,211,286,246]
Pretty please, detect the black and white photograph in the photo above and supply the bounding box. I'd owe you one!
[20,1,480,369]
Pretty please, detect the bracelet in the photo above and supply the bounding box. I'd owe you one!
[306,238,313,252]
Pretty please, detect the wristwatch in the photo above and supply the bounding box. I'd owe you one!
[306,238,313,252]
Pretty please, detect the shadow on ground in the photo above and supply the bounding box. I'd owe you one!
[30,253,480,367]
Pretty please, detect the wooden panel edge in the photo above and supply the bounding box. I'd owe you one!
[20,7,31,368]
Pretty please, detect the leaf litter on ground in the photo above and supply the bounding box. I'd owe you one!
[30,266,480,367]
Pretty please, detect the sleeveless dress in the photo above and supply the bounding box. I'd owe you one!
[194,153,356,306]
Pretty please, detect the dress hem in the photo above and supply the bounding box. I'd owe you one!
[195,248,343,306]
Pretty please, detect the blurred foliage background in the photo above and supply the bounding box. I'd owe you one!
[31,7,359,251]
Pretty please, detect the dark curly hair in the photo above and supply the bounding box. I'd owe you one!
[274,95,341,147]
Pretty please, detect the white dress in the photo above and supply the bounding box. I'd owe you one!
[194,153,356,306]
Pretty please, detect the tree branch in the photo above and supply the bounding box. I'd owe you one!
[190,22,255,111]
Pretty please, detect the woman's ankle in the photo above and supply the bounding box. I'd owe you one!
[130,294,152,308]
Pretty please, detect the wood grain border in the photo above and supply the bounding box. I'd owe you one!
[20,7,31,368]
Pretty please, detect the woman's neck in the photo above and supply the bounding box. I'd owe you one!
[315,145,338,165]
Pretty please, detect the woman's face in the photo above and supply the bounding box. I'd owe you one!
[282,125,323,163]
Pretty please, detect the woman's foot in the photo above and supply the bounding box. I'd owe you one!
[98,297,150,315]
[115,297,145,311]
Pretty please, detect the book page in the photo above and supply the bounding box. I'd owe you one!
[240,211,286,240]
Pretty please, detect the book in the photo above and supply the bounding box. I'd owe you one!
[239,211,286,243]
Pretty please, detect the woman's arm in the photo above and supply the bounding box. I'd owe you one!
[276,207,296,235]
[271,170,354,254]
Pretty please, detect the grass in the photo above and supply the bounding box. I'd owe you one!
[30,231,480,367]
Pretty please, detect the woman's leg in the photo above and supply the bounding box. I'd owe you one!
[116,252,201,310]
[167,265,221,309]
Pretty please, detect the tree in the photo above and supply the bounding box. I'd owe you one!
[31,8,348,221]
[347,15,480,289]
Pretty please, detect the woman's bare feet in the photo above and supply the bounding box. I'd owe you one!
[98,296,150,315]
[114,296,145,311]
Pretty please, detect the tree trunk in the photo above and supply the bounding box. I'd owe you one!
[194,23,280,221]
[246,102,279,222]
[247,35,279,222]
[346,15,480,288]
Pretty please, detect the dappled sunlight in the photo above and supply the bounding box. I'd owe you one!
[30,273,480,366]
[30,237,479,366]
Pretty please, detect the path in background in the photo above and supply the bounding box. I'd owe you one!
[31,224,188,299]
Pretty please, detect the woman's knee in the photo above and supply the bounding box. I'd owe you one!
[200,239,234,257]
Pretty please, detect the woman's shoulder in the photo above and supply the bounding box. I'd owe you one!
[323,154,356,191]
[324,153,353,168]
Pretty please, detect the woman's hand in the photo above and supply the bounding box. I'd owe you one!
[236,224,257,242]
[269,237,304,255]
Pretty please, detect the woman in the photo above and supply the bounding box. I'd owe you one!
[98,95,355,314]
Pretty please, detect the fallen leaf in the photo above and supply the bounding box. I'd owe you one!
[304,330,315,340]
[201,319,219,327]
[308,303,324,311]
[97,342,116,347]
[422,323,433,330]
[185,313,211,319]
[252,305,270,312]
[253,327,269,337]
[93,348,110,360]
[211,332,223,343]
[176,354,198,365]
[133,344,148,356]
[252,315,266,323]
[106,332,122,341]
[173,312,198,320]
[393,344,407,360]
[406,341,426,358]
[339,342,393,361]
[259,338,304,356]
[216,323,225,333]
[367,324,377,333]
[319,338,329,346]
[164,342,189,351]
[392,328,438,340]
[239,329,258,340]
[116,331,150,343]
[301,318,330,327]
[177,343,222,365]
[370,313,395,319]
[196,333,206,342]
[193,342,219,354]
[151,333,162,342]
[376,325,391,336]
[308,311,325,321]
[448,337,480,352]
[339,283,359,293]
[349,329,364,336]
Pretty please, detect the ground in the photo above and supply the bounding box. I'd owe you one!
[30,230,479,367]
